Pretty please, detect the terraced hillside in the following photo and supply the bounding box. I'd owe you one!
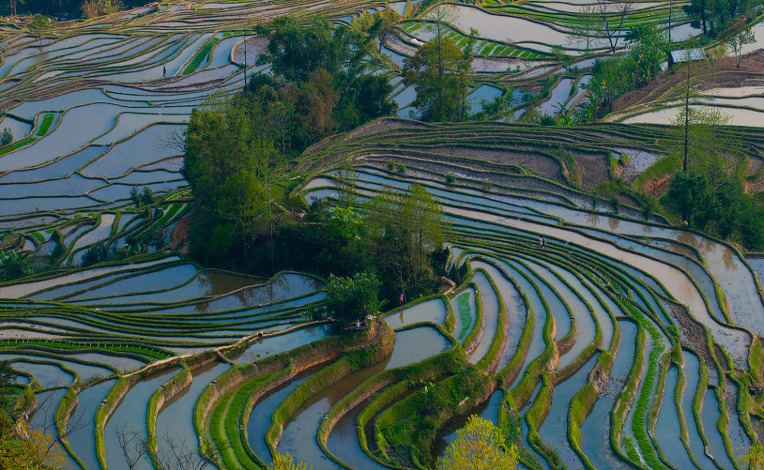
[1,0,764,469]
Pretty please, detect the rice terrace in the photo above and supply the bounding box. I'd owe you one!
[1,0,764,468]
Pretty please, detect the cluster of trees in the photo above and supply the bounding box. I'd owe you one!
[400,10,513,122]
[247,16,395,151]
[183,82,449,305]
[183,15,451,319]
[402,14,474,122]
[581,26,667,119]
[683,0,760,35]
[662,107,764,249]
[276,184,447,314]
[183,100,449,311]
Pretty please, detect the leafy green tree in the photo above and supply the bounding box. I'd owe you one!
[325,272,383,326]
[436,415,519,470]
[257,16,347,82]
[254,18,392,138]
[267,452,311,470]
[724,23,755,67]
[182,92,285,266]
[665,170,708,225]
[407,183,447,276]
[0,250,28,281]
[369,7,401,52]
[285,68,340,148]
[365,184,446,285]
[582,27,666,118]
[684,0,710,33]
[0,413,67,470]
[0,128,12,146]
[665,103,742,186]
[403,11,473,122]
[740,436,764,470]
[626,26,667,87]
[683,0,750,35]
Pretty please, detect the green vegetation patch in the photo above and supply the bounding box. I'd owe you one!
[183,37,220,75]
[36,113,54,136]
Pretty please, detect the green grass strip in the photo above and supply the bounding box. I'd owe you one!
[37,113,54,136]
[455,291,472,340]
[183,37,220,75]
[0,136,35,155]
[209,373,271,470]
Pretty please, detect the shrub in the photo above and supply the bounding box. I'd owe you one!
[0,128,12,146]
[326,272,382,326]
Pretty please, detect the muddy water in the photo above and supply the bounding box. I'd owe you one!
[473,189,759,340]
[471,261,527,371]
[583,210,764,339]
[538,353,598,470]
[29,389,68,433]
[234,324,331,365]
[654,366,696,469]
[498,259,548,375]
[700,389,736,469]
[385,297,447,329]
[155,362,230,468]
[516,260,569,342]
[681,352,717,470]
[579,321,636,469]
[468,271,501,364]
[522,259,595,369]
[104,368,180,470]
[277,326,450,468]
[248,375,311,466]
[538,78,574,116]
[747,257,764,283]
[326,396,390,470]
[0,257,175,298]
[67,379,117,470]
[445,205,750,365]
[432,4,570,45]
[65,264,197,300]
[10,361,73,388]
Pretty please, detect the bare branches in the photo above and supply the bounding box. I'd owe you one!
[596,0,633,53]
[116,425,148,470]
[117,426,215,470]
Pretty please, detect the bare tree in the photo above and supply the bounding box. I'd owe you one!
[596,0,633,53]
[567,4,600,53]
[118,426,215,470]
[116,426,149,470]
[156,433,214,470]
[726,27,755,68]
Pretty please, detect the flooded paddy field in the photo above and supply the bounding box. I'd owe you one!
[1,0,762,469]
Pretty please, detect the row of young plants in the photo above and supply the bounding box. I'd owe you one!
[320,162,760,470]
[7,149,764,468]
